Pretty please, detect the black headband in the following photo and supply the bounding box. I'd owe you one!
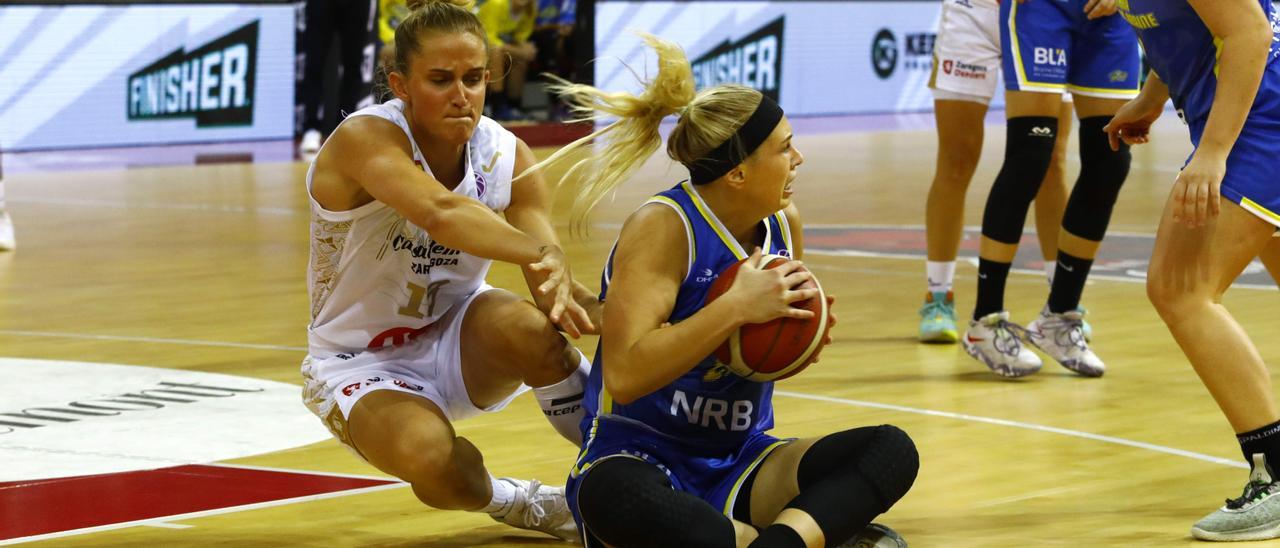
[685,95,784,185]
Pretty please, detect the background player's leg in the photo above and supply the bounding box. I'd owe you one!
[1033,100,1073,271]
[963,90,1062,377]
[1026,95,1131,377]
[1147,198,1280,540]
[740,426,919,548]
[337,0,378,115]
[296,0,337,154]
[459,289,589,445]
[1260,234,1280,286]
[1148,199,1277,436]
[921,98,988,343]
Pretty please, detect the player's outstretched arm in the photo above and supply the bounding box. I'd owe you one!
[325,116,552,266]
[505,138,596,337]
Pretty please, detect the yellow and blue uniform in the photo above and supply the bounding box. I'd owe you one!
[565,181,795,536]
[1118,0,1280,227]
[536,0,575,27]
[1001,0,1141,97]
[378,0,408,46]
[477,0,535,47]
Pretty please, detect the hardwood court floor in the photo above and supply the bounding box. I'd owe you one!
[2,112,1278,547]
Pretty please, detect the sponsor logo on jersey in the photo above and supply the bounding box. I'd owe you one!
[1117,1,1160,30]
[391,233,462,276]
[702,363,731,382]
[944,59,988,80]
[670,389,755,431]
[392,379,424,392]
[1033,47,1067,67]
[691,17,784,102]
[127,21,259,127]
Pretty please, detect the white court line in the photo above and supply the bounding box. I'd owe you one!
[804,248,1280,291]
[11,197,298,216]
[0,481,406,545]
[205,462,401,484]
[139,522,192,530]
[775,390,1246,470]
[0,330,306,352]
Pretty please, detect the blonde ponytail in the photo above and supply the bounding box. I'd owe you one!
[523,33,763,234]
[524,33,695,234]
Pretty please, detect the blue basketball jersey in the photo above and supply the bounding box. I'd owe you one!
[1118,0,1280,126]
[580,181,795,448]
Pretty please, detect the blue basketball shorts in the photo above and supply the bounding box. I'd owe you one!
[1001,0,1140,98]
[1188,113,1280,228]
[565,415,789,544]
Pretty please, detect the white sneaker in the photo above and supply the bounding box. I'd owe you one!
[963,311,1042,378]
[0,211,14,251]
[1192,454,1280,541]
[489,477,580,543]
[298,129,322,156]
[1025,306,1105,377]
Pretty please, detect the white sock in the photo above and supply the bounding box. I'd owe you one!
[534,350,591,446]
[1044,260,1056,286]
[0,180,7,211]
[482,475,517,516]
[926,261,956,294]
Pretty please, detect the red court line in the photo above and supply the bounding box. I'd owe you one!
[0,464,397,541]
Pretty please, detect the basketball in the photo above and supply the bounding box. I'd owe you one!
[704,254,831,382]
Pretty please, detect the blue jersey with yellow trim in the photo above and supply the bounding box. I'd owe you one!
[581,181,795,448]
[1118,0,1280,126]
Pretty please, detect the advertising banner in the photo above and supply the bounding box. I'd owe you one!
[595,1,1006,116]
[0,5,294,151]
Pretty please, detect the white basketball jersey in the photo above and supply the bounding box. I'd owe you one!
[305,99,516,359]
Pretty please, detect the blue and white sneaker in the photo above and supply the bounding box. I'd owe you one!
[963,311,1042,378]
[1025,306,1105,377]
[918,291,958,344]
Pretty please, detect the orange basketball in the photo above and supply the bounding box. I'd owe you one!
[704,254,831,382]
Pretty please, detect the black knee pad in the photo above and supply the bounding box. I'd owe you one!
[1062,116,1131,241]
[853,425,920,508]
[577,457,736,548]
[782,426,919,546]
[981,116,1060,244]
[797,425,920,510]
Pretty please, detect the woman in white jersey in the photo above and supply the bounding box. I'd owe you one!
[300,0,593,541]
[919,0,1075,343]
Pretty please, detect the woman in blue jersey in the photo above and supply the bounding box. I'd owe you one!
[527,34,919,548]
[1107,0,1280,541]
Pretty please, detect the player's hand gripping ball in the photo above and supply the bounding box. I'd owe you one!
[704,254,832,381]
